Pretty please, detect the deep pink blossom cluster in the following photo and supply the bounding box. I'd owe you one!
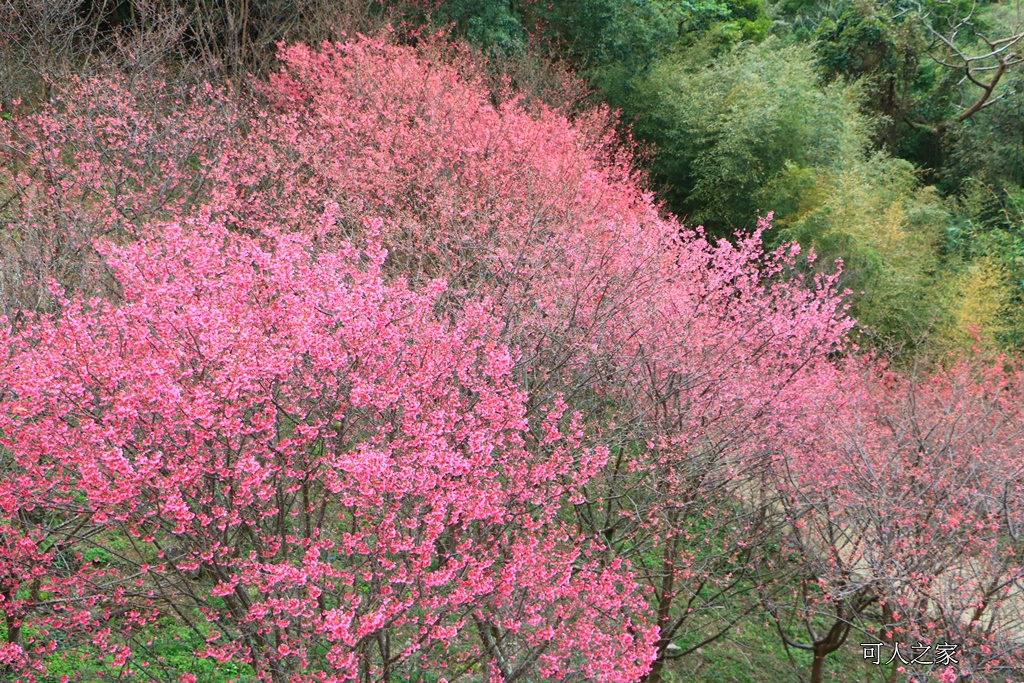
[0,214,656,681]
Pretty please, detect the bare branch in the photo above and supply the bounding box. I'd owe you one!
[917,0,1024,124]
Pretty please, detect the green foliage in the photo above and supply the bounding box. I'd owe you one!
[667,612,879,682]
[79,547,111,565]
[772,143,950,348]
[713,0,772,42]
[814,0,922,148]
[632,39,852,233]
[942,74,1024,192]
[422,0,773,97]
[815,1,914,82]
[433,0,527,54]
[941,179,1024,348]
[622,13,1023,352]
[539,0,685,69]
[938,254,1015,348]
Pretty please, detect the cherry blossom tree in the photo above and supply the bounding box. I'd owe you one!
[1,34,856,682]
[221,40,855,681]
[0,74,237,318]
[0,31,876,683]
[766,355,1024,683]
[0,214,657,682]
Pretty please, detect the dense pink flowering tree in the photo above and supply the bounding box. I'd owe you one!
[0,215,657,682]
[766,356,1024,683]
[1,34,856,682]
[588,224,851,683]
[218,39,855,681]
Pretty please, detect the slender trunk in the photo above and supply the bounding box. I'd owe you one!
[810,647,826,683]
[2,588,19,647]
[643,526,679,683]
[1,586,20,676]
[646,653,667,683]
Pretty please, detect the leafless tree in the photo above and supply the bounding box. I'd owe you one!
[920,0,1024,127]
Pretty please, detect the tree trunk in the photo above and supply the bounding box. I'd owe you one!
[810,647,827,683]
[642,528,679,683]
